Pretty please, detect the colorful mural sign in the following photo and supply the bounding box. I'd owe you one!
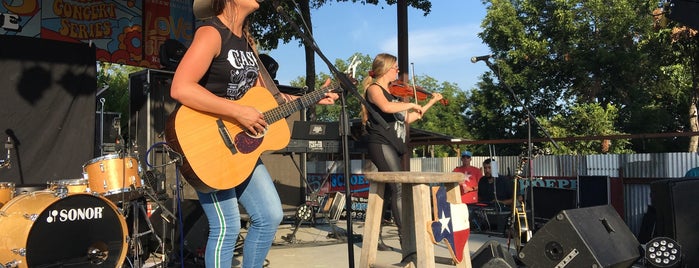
[1,0,194,68]
[143,0,193,68]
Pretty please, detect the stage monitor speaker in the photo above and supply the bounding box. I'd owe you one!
[519,205,640,268]
[668,0,699,30]
[471,240,516,268]
[528,187,577,223]
[578,175,610,208]
[650,177,699,267]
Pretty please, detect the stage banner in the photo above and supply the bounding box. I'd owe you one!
[142,0,194,68]
[0,0,41,36]
[39,0,144,66]
[1,1,194,68]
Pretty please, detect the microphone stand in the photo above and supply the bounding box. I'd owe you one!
[272,2,391,267]
[478,58,560,233]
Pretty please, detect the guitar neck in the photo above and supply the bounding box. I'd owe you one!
[264,89,330,123]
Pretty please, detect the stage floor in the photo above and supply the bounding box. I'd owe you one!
[141,219,514,268]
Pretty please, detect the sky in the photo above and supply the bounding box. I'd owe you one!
[264,1,491,92]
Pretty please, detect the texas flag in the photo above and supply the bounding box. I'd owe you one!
[429,186,470,263]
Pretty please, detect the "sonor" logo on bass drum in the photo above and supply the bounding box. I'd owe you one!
[45,207,106,223]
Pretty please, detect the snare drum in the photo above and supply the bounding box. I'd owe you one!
[84,154,143,201]
[0,182,15,208]
[48,178,89,194]
[0,191,127,267]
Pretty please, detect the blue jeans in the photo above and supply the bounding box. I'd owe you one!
[197,161,283,268]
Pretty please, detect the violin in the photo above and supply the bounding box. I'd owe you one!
[388,80,448,105]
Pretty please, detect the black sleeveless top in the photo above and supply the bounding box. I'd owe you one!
[365,83,406,154]
[198,17,259,100]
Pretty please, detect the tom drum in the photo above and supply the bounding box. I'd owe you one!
[84,154,143,201]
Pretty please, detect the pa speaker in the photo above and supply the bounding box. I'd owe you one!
[471,240,516,268]
[650,177,699,267]
[519,205,640,268]
[667,0,699,30]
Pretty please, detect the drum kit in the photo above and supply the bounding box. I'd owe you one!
[0,128,180,267]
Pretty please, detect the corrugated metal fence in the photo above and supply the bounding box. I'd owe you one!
[308,152,699,236]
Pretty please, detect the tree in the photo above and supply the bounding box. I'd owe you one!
[538,103,633,154]
[96,62,144,134]
[471,0,690,153]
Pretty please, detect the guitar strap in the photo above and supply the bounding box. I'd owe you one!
[247,38,286,105]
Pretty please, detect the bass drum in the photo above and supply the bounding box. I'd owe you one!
[0,191,127,268]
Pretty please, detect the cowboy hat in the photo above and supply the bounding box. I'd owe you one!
[193,0,217,20]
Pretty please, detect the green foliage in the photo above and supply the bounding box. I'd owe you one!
[96,62,144,132]
[473,0,697,153]
[538,103,633,154]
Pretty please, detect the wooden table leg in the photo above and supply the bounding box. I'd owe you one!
[413,183,436,268]
[360,182,386,268]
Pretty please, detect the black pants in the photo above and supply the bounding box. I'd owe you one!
[368,142,402,231]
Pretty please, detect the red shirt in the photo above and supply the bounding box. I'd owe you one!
[453,165,483,204]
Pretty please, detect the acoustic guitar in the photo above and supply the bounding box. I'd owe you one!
[165,86,336,193]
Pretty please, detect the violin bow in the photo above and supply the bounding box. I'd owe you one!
[409,62,423,121]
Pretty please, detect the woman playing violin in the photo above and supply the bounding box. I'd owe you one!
[360,53,443,251]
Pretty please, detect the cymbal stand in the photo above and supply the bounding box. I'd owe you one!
[126,196,164,268]
[141,186,175,266]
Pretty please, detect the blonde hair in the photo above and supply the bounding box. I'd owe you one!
[360,53,397,125]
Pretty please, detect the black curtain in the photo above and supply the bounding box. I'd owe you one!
[0,35,96,184]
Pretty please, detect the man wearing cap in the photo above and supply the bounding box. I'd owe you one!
[453,151,483,204]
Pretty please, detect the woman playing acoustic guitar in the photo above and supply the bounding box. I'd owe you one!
[169,0,337,267]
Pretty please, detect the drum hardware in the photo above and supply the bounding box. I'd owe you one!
[1,260,20,268]
[0,136,13,169]
[124,198,163,268]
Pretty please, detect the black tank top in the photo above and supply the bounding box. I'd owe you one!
[198,17,259,100]
[365,83,404,151]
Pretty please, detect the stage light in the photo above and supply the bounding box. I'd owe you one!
[646,237,682,267]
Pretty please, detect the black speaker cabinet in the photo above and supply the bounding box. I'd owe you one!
[668,0,699,30]
[519,205,640,268]
[651,177,699,267]
[471,240,516,268]
[128,68,176,157]
[578,175,610,208]
[128,69,197,199]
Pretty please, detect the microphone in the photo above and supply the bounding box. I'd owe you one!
[470,54,492,63]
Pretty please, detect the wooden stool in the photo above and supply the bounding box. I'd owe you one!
[360,172,472,268]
